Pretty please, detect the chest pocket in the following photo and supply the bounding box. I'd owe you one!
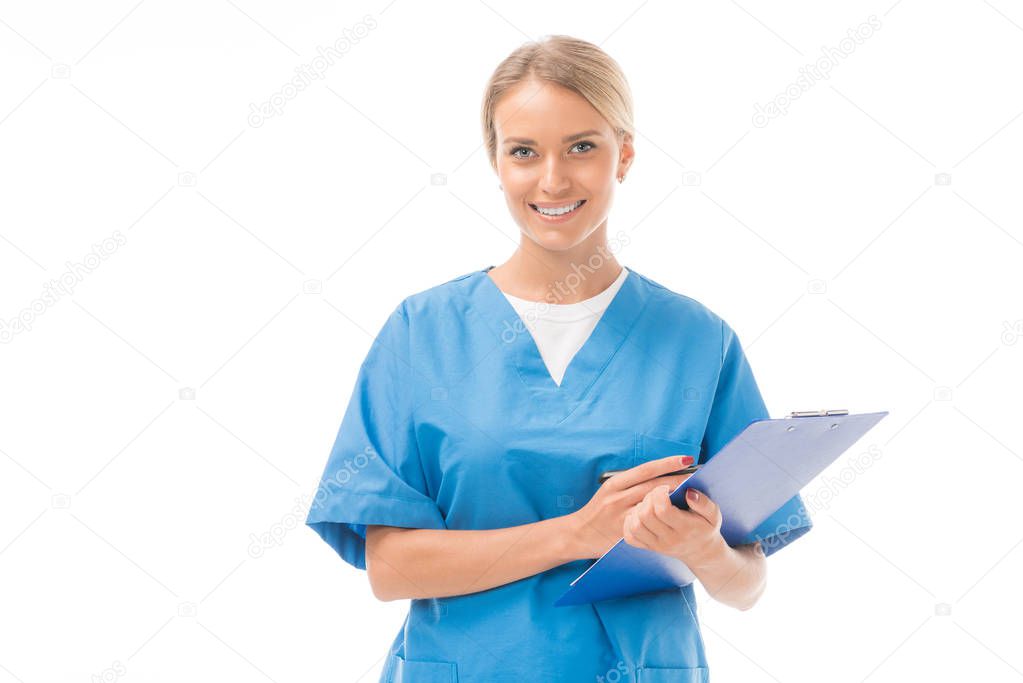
[384,654,457,682]
[636,432,702,465]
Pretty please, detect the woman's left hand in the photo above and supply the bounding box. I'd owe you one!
[622,484,728,569]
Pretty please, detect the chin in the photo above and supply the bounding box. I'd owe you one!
[523,227,590,252]
[519,216,596,251]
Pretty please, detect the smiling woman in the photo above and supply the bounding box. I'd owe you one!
[481,39,634,263]
[305,34,811,683]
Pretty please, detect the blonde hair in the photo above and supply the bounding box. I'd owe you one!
[480,35,635,171]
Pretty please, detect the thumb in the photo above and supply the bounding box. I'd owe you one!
[684,487,717,525]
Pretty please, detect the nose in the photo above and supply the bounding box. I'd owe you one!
[539,156,570,196]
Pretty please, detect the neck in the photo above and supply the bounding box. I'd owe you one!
[490,223,624,304]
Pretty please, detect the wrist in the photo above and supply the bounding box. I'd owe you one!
[683,535,733,573]
[554,513,588,563]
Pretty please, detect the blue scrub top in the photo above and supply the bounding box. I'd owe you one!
[306,265,812,683]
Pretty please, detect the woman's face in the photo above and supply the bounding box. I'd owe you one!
[493,79,633,252]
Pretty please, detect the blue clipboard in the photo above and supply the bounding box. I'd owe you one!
[554,409,889,606]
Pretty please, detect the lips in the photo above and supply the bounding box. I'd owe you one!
[529,199,586,216]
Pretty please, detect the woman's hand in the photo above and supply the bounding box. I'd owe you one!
[567,455,696,560]
[623,484,728,570]
[623,484,770,610]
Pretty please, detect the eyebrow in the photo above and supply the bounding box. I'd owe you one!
[503,129,603,146]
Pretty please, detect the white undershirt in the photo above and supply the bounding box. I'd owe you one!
[500,267,629,386]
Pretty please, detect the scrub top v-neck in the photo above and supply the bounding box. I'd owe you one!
[472,265,650,421]
[306,264,813,683]
[498,266,629,387]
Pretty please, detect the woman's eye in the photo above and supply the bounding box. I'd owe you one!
[509,141,594,159]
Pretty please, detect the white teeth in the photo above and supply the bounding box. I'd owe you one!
[534,200,583,216]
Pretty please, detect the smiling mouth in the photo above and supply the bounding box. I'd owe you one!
[529,199,586,217]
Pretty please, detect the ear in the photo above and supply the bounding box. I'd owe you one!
[617,132,635,177]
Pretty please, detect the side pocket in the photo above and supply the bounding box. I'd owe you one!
[385,654,458,682]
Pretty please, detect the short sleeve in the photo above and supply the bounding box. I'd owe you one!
[700,319,813,557]
[305,302,446,570]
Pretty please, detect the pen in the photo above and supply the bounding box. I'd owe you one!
[598,464,701,485]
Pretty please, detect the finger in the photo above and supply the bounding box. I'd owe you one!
[623,509,658,548]
[637,487,677,539]
[620,472,695,506]
[684,487,721,528]
[650,471,696,493]
[606,454,696,492]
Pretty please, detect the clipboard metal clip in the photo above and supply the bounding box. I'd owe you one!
[786,408,849,418]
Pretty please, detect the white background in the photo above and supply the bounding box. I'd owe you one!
[1,1,1021,681]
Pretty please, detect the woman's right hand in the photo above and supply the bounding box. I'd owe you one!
[567,455,697,560]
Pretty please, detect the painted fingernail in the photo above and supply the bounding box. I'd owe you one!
[686,488,699,504]
[679,455,694,466]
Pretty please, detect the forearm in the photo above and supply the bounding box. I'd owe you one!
[365,515,581,601]
[689,541,767,611]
